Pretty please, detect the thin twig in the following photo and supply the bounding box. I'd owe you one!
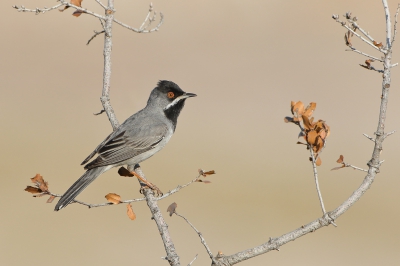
[157,174,202,200]
[346,48,384,62]
[333,15,386,53]
[383,130,396,139]
[187,254,198,266]
[393,4,400,46]
[87,30,105,45]
[363,133,376,142]
[12,4,63,14]
[95,0,107,10]
[174,212,217,264]
[344,163,368,172]
[309,148,326,215]
[351,21,375,43]
[113,12,164,33]
[391,62,399,67]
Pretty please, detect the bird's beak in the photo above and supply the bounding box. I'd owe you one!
[183,92,197,98]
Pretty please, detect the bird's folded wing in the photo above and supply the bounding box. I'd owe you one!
[83,123,168,170]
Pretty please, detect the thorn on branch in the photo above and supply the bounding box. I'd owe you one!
[94,109,106,115]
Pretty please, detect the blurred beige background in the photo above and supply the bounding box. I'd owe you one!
[1,0,400,265]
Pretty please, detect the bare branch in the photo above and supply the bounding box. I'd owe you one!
[157,174,202,200]
[12,3,63,14]
[309,148,326,215]
[174,212,216,264]
[58,0,105,20]
[345,48,384,62]
[332,15,387,53]
[87,30,105,45]
[95,0,107,10]
[132,166,180,266]
[392,4,400,45]
[363,133,376,142]
[187,254,198,266]
[343,163,368,172]
[383,129,396,139]
[382,0,392,50]
[113,12,164,33]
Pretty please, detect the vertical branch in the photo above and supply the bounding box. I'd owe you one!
[309,148,326,215]
[101,0,120,131]
[131,165,181,266]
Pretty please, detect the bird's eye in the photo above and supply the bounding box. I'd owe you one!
[167,92,175,99]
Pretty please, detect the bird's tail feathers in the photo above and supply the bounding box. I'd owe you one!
[54,166,109,211]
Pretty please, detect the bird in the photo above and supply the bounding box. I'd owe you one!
[54,80,196,211]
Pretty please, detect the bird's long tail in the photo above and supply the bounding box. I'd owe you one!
[54,166,110,211]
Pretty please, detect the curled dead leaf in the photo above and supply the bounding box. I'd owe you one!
[31,174,49,192]
[47,195,56,203]
[105,193,121,204]
[167,202,177,216]
[118,167,134,177]
[24,186,42,194]
[336,155,344,163]
[127,204,136,220]
[373,41,383,48]
[316,157,322,166]
[202,170,215,177]
[303,102,317,118]
[331,166,345,171]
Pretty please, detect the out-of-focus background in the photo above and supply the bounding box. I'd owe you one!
[1,0,400,265]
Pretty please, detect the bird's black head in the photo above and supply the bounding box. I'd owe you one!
[147,80,196,130]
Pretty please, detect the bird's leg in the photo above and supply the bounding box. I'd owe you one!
[129,170,163,196]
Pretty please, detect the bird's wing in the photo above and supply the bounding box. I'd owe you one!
[83,123,169,170]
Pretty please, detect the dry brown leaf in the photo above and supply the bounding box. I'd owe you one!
[72,10,84,17]
[337,155,344,163]
[202,170,215,177]
[296,141,307,145]
[24,186,42,194]
[167,202,177,216]
[291,101,305,117]
[71,0,82,6]
[30,174,49,192]
[303,102,317,118]
[196,179,211,184]
[47,195,56,203]
[316,157,322,166]
[126,204,136,220]
[118,167,134,177]
[344,31,352,47]
[302,115,313,130]
[331,166,345,171]
[105,193,121,204]
[373,41,383,48]
[306,130,318,146]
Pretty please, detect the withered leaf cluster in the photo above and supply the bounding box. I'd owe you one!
[104,193,136,220]
[24,174,55,203]
[285,101,330,166]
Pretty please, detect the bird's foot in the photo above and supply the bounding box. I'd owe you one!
[129,170,163,197]
[139,182,163,197]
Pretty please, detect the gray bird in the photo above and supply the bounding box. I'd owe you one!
[54,80,196,211]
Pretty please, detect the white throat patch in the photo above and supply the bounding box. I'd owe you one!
[163,95,187,110]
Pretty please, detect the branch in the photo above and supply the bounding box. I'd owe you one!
[113,12,164,33]
[393,4,400,45]
[174,212,217,264]
[187,254,198,266]
[332,14,386,53]
[12,3,63,14]
[213,4,394,265]
[309,148,326,215]
[346,48,384,62]
[132,165,180,266]
[343,163,368,172]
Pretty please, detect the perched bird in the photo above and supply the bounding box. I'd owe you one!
[54,80,196,211]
